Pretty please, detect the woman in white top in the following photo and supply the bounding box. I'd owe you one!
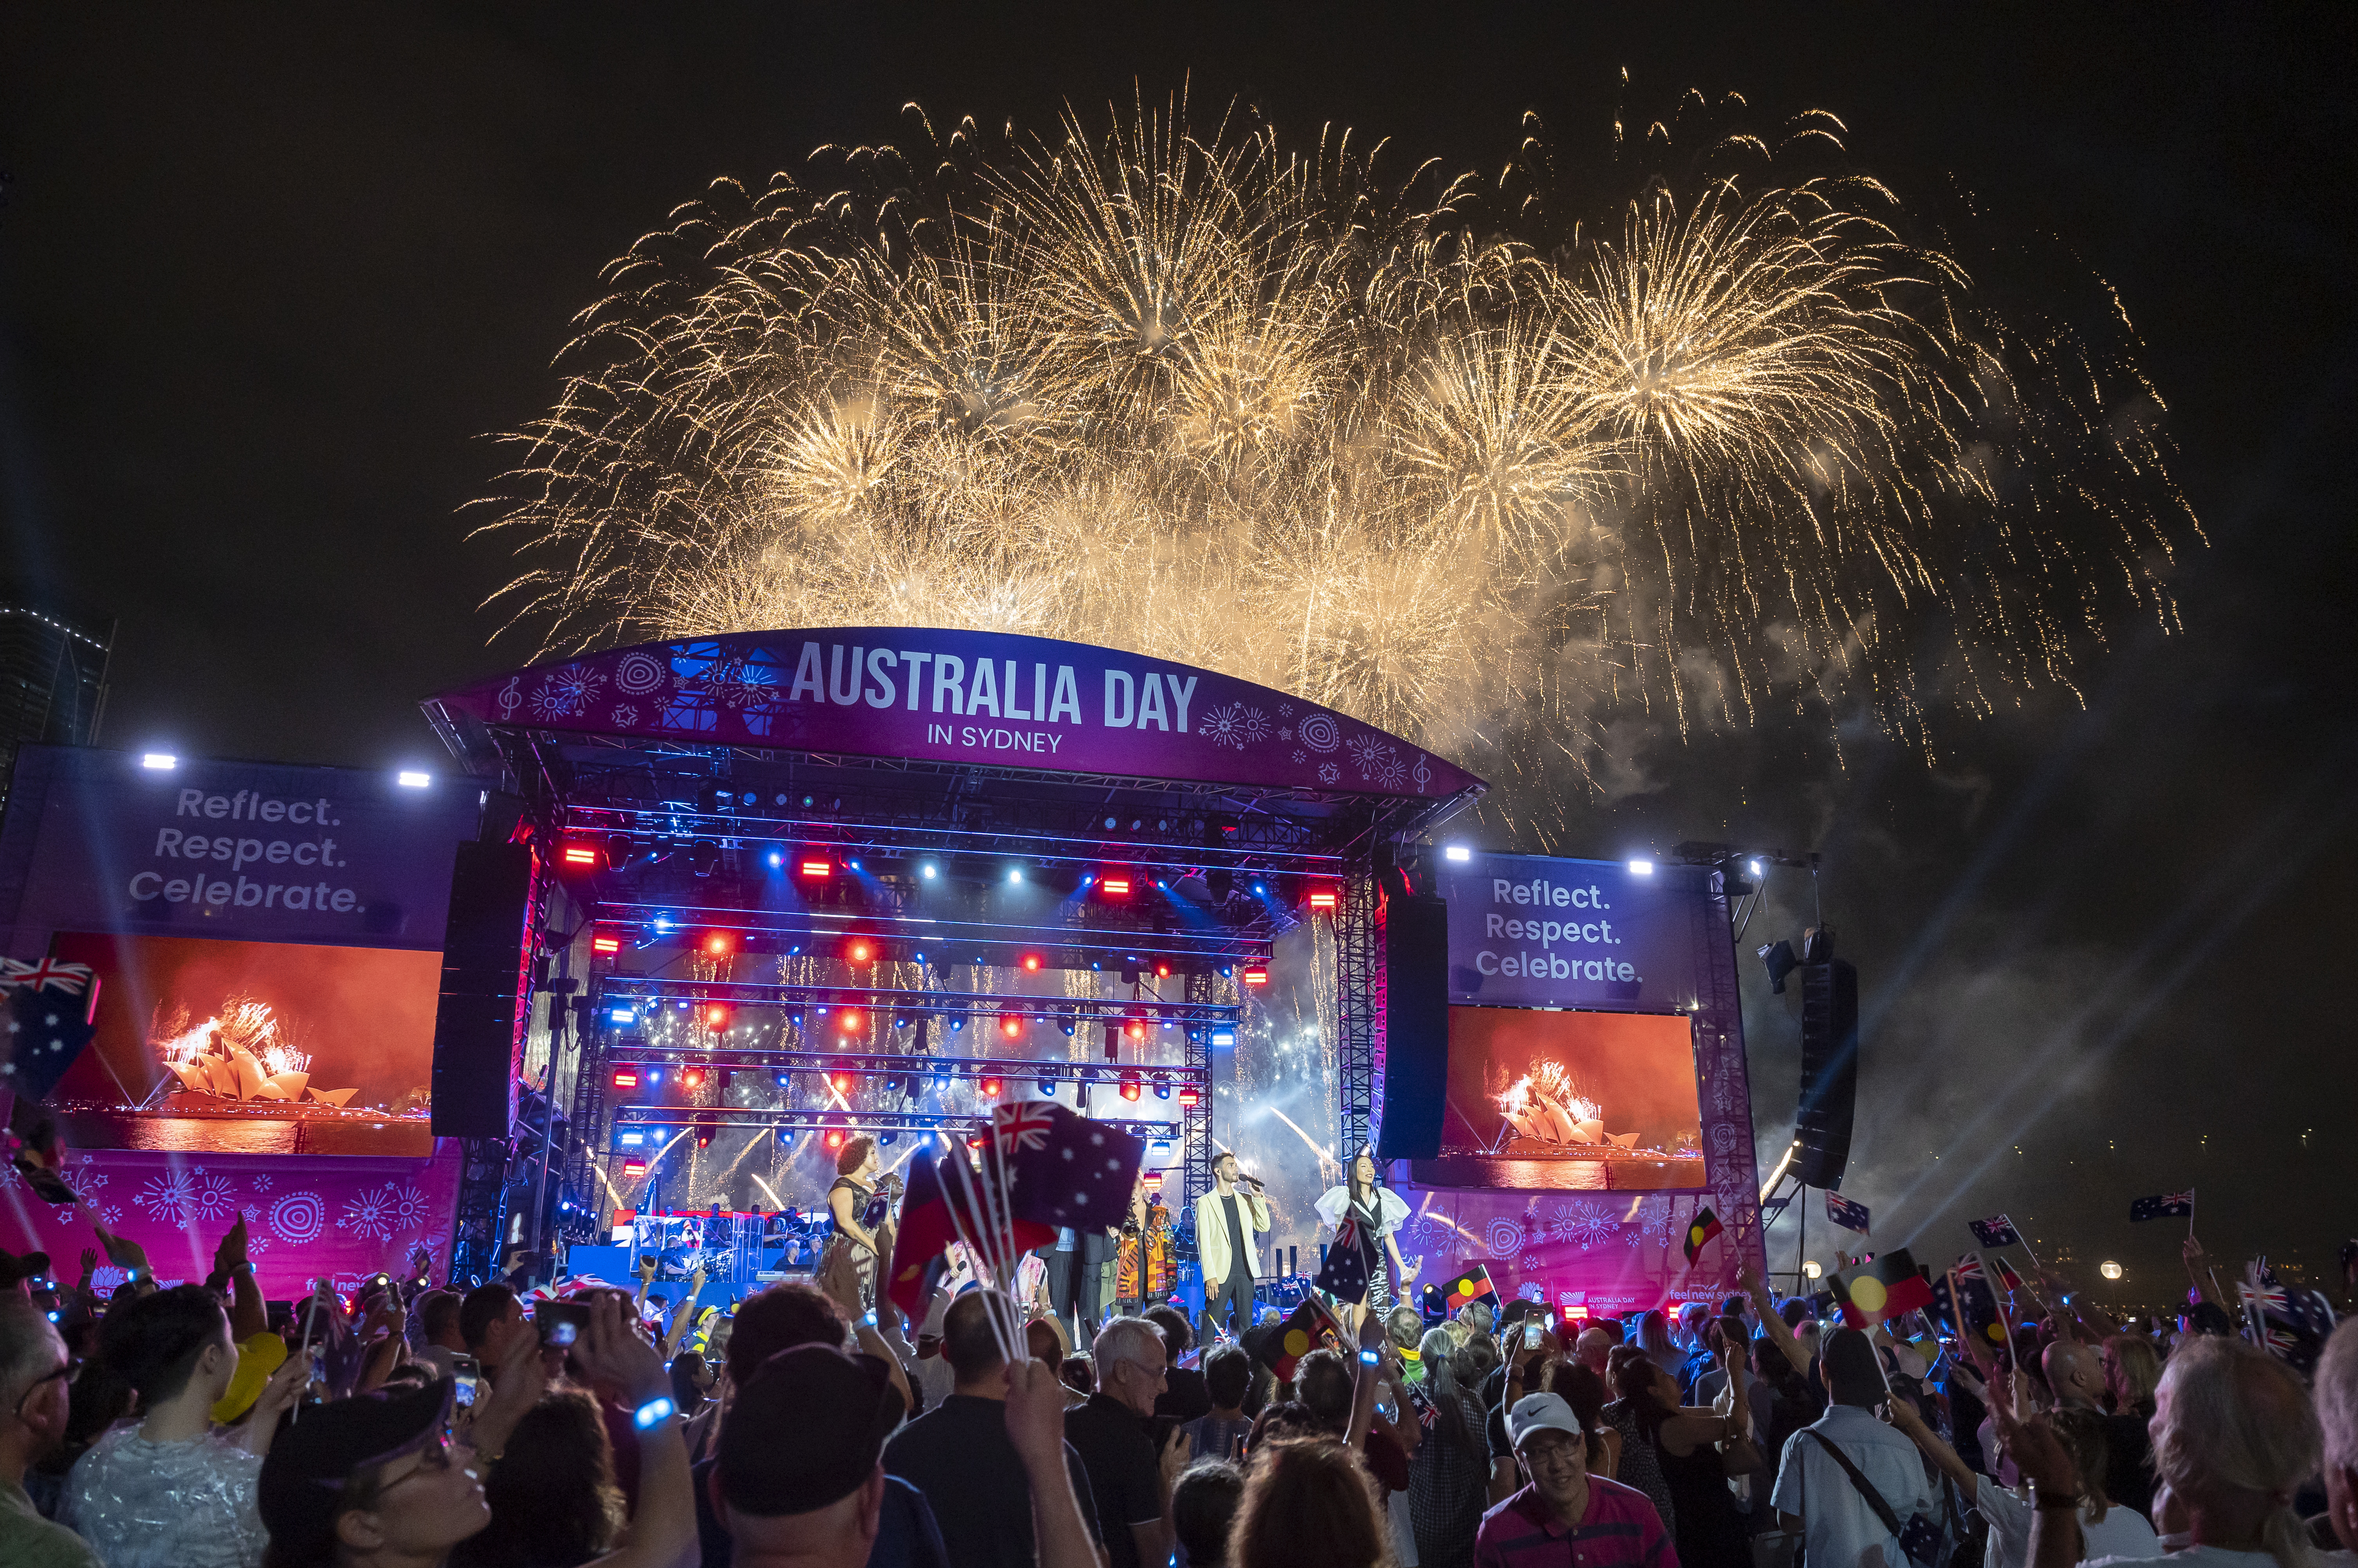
[1888,1393,2157,1568]
[1314,1147,1416,1328]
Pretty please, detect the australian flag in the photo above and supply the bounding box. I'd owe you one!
[2240,1262,2338,1375]
[2,959,100,1103]
[1826,1191,1871,1235]
[1314,1216,1372,1304]
[2129,1191,2195,1223]
[1003,1101,1146,1231]
[1967,1214,2021,1249]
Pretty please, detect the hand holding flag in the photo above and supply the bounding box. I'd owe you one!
[2128,1190,2194,1223]
[1829,1248,1935,1330]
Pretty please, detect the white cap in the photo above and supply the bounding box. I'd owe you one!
[1504,1391,1587,1451]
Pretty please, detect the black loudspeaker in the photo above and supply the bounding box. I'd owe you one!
[430,841,534,1138]
[1792,958,1860,1190]
[1375,893,1450,1161]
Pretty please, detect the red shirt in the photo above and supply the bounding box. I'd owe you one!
[1474,1477,1680,1568]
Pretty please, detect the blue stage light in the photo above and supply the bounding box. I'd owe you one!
[609,1008,635,1025]
[1211,1028,1236,1047]
[767,851,783,867]
[920,862,938,880]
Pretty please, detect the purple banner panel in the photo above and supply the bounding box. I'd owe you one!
[426,629,1485,800]
[0,746,483,955]
[1433,852,1702,1011]
[1390,1184,1766,1318]
[0,1144,465,1298]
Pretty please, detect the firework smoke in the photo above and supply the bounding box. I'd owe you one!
[484,88,2195,826]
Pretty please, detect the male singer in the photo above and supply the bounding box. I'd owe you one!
[1193,1150,1271,1341]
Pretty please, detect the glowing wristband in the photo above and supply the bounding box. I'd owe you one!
[633,1395,677,1430]
[1359,1349,1381,1365]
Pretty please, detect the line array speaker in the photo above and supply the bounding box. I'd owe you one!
[429,841,534,1138]
[1375,892,1450,1162]
[1793,957,1859,1190]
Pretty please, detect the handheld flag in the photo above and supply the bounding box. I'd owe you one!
[1825,1191,1871,1235]
[1829,1248,1936,1328]
[1967,1214,2021,1249]
[2,960,100,1102]
[1950,1257,2006,1348]
[1988,1253,2028,1300]
[1243,1296,1342,1381]
[884,1148,1054,1316]
[1443,1265,1500,1315]
[1002,1101,1146,1231]
[2129,1191,2194,1223]
[1684,1206,1725,1265]
[1314,1218,1371,1304]
[1927,1271,1959,1335]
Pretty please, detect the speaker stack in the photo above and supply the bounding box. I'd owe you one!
[1792,955,1860,1190]
[428,840,534,1138]
[1375,892,1451,1162]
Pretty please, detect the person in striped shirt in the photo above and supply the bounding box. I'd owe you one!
[1476,1391,1681,1568]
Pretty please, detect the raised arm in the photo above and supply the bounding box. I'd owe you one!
[820,1241,914,1411]
[2181,1236,2221,1307]
[1885,1394,1979,1502]
[1740,1263,1810,1374]
[215,1215,269,1341]
[580,1294,698,1568]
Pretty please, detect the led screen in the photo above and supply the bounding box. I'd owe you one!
[1430,1006,1705,1191]
[47,932,440,1156]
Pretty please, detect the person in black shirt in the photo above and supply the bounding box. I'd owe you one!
[1144,1306,1212,1424]
[885,1289,1102,1568]
[1065,1317,1192,1568]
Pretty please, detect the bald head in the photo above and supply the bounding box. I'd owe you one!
[2044,1339,2105,1410]
[1575,1326,1614,1373]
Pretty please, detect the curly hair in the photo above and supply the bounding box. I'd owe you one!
[450,1388,625,1568]
[1230,1436,1388,1568]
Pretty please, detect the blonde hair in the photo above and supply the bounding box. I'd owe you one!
[2106,1333,2164,1411]
[2151,1335,2321,1568]
[2317,1319,2358,1474]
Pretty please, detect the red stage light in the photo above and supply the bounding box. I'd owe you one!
[828,1068,857,1094]
[1306,887,1339,911]
[979,1076,1003,1098]
[799,858,832,879]
[1155,962,1171,979]
[967,1135,985,1150]
[562,844,600,866]
[1241,967,1270,987]
[704,932,733,957]
[622,1157,646,1179]
[1119,1073,1142,1102]
[611,1066,640,1090]
[1177,1086,1200,1107]
[1142,1171,1164,1193]
[702,1003,732,1030]
[591,934,621,955]
[694,1123,714,1149]
[999,1015,1025,1040]
[837,1009,865,1033]
[1099,874,1131,897]
[1125,1018,1147,1042]
[825,1130,845,1150]
[1021,952,1043,973]
[846,938,874,963]
[680,1066,707,1090]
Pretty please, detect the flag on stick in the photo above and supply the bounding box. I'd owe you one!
[1314,1218,1371,1304]
[1828,1248,1936,1329]
[1967,1214,2021,1249]
[1443,1265,1500,1315]
[2128,1191,2195,1223]
[1684,1207,1725,1265]
[1243,1296,1344,1381]
[1825,1191,1871,1235]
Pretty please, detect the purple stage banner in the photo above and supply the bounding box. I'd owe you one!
[1432,852,1703,1010]
[425,629,1485,801]
[0,1144,464,1297]
[0,746,483,955]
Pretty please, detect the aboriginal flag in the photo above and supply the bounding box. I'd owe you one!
[1829,1248,1936,1328]
[2129,1191,2194,1223]
[1244,1297,1341,1381]
[1445,1265,1500,1314]
[1684,1207,1725,1265]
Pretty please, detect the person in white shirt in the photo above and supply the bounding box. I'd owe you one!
[1770,1327,1939,1568]
[1193,1153,1270,1343]
[2015,1332,2329,1568]
[1887,1387,2156,1567]
[1313,1148,1416,1328]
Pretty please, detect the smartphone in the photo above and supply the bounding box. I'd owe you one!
[1523,1321,1543,1350]
[451,1352,480,1408]
[536,1300,592,1348]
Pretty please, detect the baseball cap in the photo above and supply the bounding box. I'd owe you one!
[258,1377,454,1560]
[1504,1391,1587,1451]
[0,1248,52,1288]
[718,1344,903,1516]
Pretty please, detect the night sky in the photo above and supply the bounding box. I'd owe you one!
[6,5,2353,1304]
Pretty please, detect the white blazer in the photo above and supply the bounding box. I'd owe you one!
[1194,1186,1272,1282]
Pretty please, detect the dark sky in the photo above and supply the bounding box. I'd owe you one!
[6,4,2354,1303]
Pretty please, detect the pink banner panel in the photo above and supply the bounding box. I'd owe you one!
[0,1143,464,1297]
[1395,1184,1760,1317]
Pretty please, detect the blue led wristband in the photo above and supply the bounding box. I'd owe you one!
[633,1395,677,1430]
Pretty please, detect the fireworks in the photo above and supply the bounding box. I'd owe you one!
[484,90,2195,801]
[152,997,356,1108]
[1496,1063,1603,1145]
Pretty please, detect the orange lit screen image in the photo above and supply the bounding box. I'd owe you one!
[48,932,441,1156]
[1443,1007,1703,1164]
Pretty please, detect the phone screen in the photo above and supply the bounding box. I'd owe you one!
[451,1352,479,1408]
[1523,1322,1543,1350]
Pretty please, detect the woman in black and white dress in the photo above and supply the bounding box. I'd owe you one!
[1314,1146,1417,1325]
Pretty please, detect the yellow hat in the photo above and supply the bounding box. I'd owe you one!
[211,1331,289,1425]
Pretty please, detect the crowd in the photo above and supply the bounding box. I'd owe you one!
[4,1215,2356,1568]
